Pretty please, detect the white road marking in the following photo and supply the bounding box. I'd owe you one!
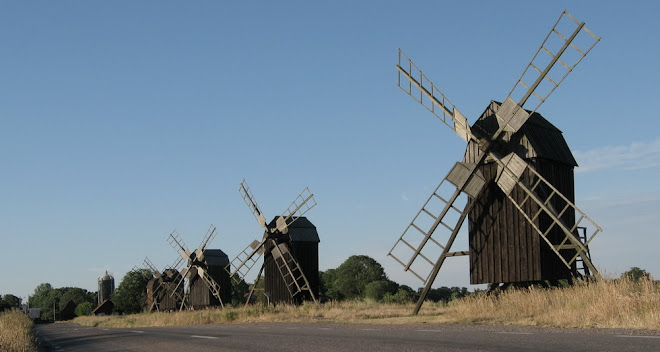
[497,332,533,335]
[191,335,219,339]
[286,327,299,329]
[318,327,331,330]
[131,330,145,334]
[616,335,660,339]
[362,328,380,331]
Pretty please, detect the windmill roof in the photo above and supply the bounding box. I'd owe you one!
[464,101,578,166]
[269,216,320,242]
[201,249,230,266]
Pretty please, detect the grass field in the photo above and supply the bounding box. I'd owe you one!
[0,309,38,352]
[74,277,659,330]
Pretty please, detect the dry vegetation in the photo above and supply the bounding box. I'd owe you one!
[0,309,38,352]
[74,277,660,330]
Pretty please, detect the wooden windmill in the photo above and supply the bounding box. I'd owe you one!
[168,225,231,308]
[388,11,602,314]
[143,257,185,311]
[229,179,320,305]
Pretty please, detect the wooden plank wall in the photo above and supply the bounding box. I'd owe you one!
[468,159,577,284]
[189,265,231,308]
[264,241,319,304]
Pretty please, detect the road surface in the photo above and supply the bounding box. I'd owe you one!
[34,322,660,351]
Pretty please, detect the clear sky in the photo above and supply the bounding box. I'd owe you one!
[2,1,659,300]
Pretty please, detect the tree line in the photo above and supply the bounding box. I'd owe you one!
[15,263,654,319]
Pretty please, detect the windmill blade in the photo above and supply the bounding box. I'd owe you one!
[171,266,190,297]
[196,267,225,308]
[143,257,160,277]
[278,186,317,233]
[198,225,218,252]
[507,10,600,115]
[228,238,267,282]
[271,241,318,303]
[396,49,473,142]
[167,230,192,260]
[168,255,185,273]
[388,162,483,283]
[239,179,267,228]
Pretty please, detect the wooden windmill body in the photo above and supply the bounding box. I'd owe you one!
[187,249,232,308]
[466,101,579,284]
[168,225,230,308]
[388,11,602,314]
[229,180,319,306]
[263,216,320,304]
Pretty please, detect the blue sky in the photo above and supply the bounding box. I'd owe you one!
[2,1,659,300]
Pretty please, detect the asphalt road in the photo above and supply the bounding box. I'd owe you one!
[34,322,660,352]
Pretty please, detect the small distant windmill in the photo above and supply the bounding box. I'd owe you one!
[143,257,184,311]
[168,225,231,308]
[388,10,602,314]
[229,179,320,305]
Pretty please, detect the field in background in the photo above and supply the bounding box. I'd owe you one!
[74,277,659,330]
[0,309,38,352]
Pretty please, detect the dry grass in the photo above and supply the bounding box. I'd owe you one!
[0,309,38,352]
[74,277,660,330]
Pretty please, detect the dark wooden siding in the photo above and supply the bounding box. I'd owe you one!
[147,270,184,311]
[264,241,319,304]
[466,101,578,285]
[189,265,231,308]
[468,159,577,284]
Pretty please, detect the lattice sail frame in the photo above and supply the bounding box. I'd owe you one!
[390,11,602,293]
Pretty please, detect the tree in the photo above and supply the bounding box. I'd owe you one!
[75,302,95,316]
[333,255,388,299]
[112,269,152,314]
[621,267,653,281]
[231,277,250,306]
[364,280,399,301]
[0,295,10,312]
[28,283,60,321]
[320,269,342,300]
[59,287,96,310]
[1,294,21,310]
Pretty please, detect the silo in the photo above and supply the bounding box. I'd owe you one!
[98,271,115,305]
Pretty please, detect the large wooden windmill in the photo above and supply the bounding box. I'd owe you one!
[229,179,320,305]
[168,225,231,308]
[388,11,602,314]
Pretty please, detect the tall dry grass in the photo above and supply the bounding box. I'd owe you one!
[441,277,660,329]
[0,309,38,352]
[74,277,660,330]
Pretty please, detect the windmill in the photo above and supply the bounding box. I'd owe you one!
[143,257,184,311]
[388,10,602,314]
[168,225,231,309]
[229,179,320,305]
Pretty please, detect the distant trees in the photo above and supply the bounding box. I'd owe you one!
[27,283,97,321]
[0,294,22,312]
[319,255,469,304]
[621,267,653,281]
[111,269,152,314]
[322,255,395,300]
